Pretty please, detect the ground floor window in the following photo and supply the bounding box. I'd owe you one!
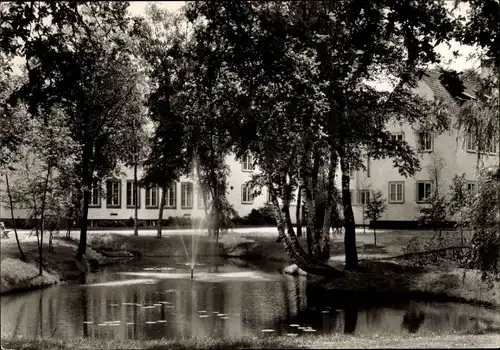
[416,181,432,203]
[389,181,404,203]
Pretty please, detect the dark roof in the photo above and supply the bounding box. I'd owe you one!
[420,69,478,104]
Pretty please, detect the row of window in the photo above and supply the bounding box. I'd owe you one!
[90,181,258,209]
[389,131,498,154]
[350,180,476,205]
[91,181,192,209]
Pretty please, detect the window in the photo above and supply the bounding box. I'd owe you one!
[466,181,476,193]
[145,187,158,208]
[466,133,476,152]
[126,181,140,208]
[89,181,101,207]
[241,183,253,204]
[416,181,433,203]
[389,181,404,203]
[163,183,176,208]
[417,131,433,152]
[106,180,121,208]
[466,133,498,154]
[198,190,206,209]
[242,154,253,172]
[181,182,193,209]
[358,190,370,206]
[391,132,404,142]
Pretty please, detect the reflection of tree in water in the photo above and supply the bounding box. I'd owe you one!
[343,306,358,334]
[402,307,426,333]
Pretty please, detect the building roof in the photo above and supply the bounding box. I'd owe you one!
[420,68,479,105]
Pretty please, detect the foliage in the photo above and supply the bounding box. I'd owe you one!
[2,1,146,260]
[183,1,457,271]
[236,203,277,226]
[364,190,387,225]
[467,167,500,279]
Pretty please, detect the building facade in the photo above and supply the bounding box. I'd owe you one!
[349,70,498,228]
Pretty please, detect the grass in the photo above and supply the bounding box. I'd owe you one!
[2,333,499,349]
[0,236,103,295]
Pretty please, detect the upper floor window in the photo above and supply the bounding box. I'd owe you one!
[242,154,254,172]
[198,190,207,209]
[89,181,101,207]
[417,131,433,152]
[145,186,158,208]
[416,181,433,203]
[126,180,140,208]
[388,181,404,204]
[241,183,253,204]
[467,133,498,154]
[181,182,193,209]
[391,132,404,142]
[106,180,121,208]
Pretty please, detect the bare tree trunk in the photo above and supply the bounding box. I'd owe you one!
[340,156,358,270]
[5,173,26,261]
[76,148,91,261]
[39,166,51,276]
[133,161,138,236]
[157,186,166,238]
[296,186,302,237]
[373,226,377,246]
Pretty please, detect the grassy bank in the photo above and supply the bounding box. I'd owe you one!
[2,333,499,349]
[0,236,103,295]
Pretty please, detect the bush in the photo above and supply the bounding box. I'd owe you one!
[236,203,277,226]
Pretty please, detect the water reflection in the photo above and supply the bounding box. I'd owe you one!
[1,258,499,341]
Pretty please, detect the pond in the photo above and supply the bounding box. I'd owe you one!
[1,257,499,341]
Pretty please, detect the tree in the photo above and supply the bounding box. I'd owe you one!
[417,154,450,236]
[448,173,472,245]
[185,1,455,272]
[364,190,387,245]
[2,2,145,261]
[132,4,191,239]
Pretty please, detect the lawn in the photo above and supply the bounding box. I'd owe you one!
[2,333,499,349]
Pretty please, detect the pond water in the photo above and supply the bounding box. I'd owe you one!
[1,257,500,341]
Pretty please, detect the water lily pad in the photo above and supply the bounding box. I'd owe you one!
[197,310,207,313]
[286,333,298,337]
[110,303,119,307]
[212,311,219,314]
[83,321,93,324]
[303,328,316,332]
[289,324,300,327]
[157,320,167,323]
[217,313,227,317]
[220,316,229,320]
[122,303,135,306]
[261,329,275,333]
[199,315,209,318]
[108,323,120,326]
[126,322,135,325]
[145,321,157,324]
[142,306,156,309]
[153,303,162,306]
[97,324,107,326]
[322,310,329,313]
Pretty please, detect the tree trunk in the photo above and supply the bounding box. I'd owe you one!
[39,166,51,276]
[373,226,377,246]
[320,151,338,262]
[157,186,166,238]
[340,156,358,269]
[296,186,302,237]
[76,150,91,261]
[133,161,138,236]
[5,173,26,261]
